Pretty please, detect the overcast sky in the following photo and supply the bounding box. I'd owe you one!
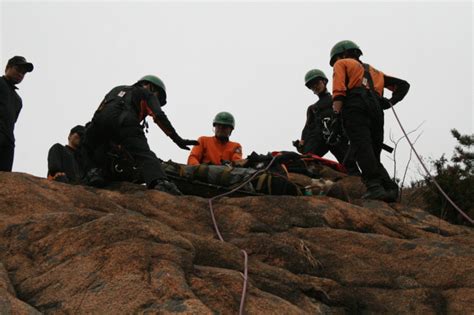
[1,1,472,184]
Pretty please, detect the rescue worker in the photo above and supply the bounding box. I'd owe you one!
[299,69,360,175]
[0,56,34,171]
[82,75,198,194]
[330,40,410,201]
[188,112,242,165]
[47,125,85,183]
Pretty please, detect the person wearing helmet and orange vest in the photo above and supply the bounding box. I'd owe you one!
[299,69,360,175]
[188,112,242,166]
[81,75,198,194]
[330,40,410,201]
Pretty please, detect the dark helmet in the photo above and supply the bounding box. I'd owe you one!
[330,40,363,66]
[137,75,167,105]
[304,69,328,88]
[213,112,235,129]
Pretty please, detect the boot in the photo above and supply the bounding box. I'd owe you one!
[84,168,106,187]
[384,188,399,203]
[54,174,69,183]
[382,179,399,203]
[362,181,387,201]
[153,179,183,195]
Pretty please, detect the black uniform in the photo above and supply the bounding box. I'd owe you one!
[301,90,359,175]
[82,84,185,188]
[48,144,83,183]
[0,76,22,171]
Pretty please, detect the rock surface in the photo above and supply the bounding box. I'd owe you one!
[0,172,473,314]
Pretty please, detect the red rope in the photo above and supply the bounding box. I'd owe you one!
[207,156,278,315]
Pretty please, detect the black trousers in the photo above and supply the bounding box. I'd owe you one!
[0,133,14,172]
[82,108,167,187]
[118,131,166,186]
[303,131,360,175]
[341,92,397,190]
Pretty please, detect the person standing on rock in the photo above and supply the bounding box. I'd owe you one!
[0,56,34,171]
[81,75,198,194]
[298,69,360,176]
[47,125,85,183]
[330,40,410,201]
[187,112,243,166]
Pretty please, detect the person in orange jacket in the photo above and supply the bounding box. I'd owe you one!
[330,40,410,202]
[188,112,243,166]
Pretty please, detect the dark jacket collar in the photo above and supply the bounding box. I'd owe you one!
[2,76,18,90]
[317,89,330,98]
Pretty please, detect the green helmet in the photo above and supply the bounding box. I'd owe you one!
[138,75,166,91]
[330,40,363,66]
[304,69,328,87]
[213,112,235,129]
[137,75,167,105]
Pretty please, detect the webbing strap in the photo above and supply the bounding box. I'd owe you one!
[280,163,290,177]
[267,174,272,195]
[218,167,233,186]
[194,164,209,181]
[256,174,267,192]
[362,63,376,92]
[178,165,185,177]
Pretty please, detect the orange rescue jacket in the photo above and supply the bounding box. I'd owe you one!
[332,58,410,106]
[332,58,388,99]
[187,136,242,165]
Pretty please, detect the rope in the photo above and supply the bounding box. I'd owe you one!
[239,249,249,314]
[207,155,279,315]
[390,105,473,224]
[208,199,224,242]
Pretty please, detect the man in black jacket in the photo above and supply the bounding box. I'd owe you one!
[47,125,85,183]
[81,75,198,194]
[299,69,359,175]
[0,56,34,171]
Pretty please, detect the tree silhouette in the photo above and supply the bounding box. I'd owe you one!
[423,129,474,225]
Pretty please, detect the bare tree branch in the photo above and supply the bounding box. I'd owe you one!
[399,132,423,201]
[388,121,426,180]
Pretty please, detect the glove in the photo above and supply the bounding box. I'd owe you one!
[380,97,393,110]
[292,140,304,153]
[173,136,199,150]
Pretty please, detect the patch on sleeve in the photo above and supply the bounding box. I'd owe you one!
[234,147,242,154]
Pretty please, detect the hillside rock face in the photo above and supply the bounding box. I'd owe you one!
[0,172,473,314]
